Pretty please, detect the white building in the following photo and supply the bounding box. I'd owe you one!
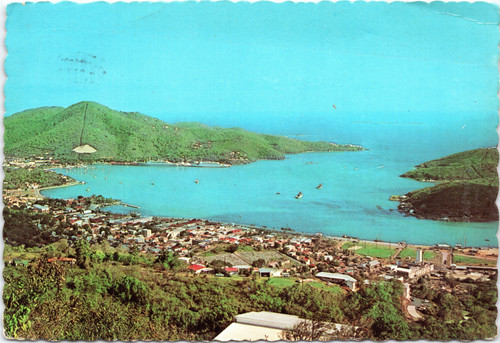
[416,249,424,264]
[315,272,357,291]
[214,312,302,341]
[391,264,434,279]
[214,311,351,341]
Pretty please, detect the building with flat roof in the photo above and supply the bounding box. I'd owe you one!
[315,272,357,291]
[214,311,352,341]
[391,263,434,279]
[214,311,302,341]
[258,268,282,277]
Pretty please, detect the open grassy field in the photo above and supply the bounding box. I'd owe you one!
[399,248,436,260]
[261,277,344,294]
[307,281,343,294]
[344,242,440,262]
[200,250,300,266]
[263,277,297,288]
[343,242,396,259]
[452,254,496,266]
[236,245,257,252]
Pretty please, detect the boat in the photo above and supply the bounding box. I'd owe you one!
[316,184,323,189]
[194,179,199,184]
[295,192,303,199]
[137,161,173,166]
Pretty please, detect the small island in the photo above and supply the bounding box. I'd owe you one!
[4,101,364,165]
[392,148,498,222]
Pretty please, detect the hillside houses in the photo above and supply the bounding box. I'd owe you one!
[4,190,497,305]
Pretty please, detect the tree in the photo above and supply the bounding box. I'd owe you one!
[369,302,411,340]
[280,320,329,341]
[156,250,184,271]
[75,239,91,269]
[4,257,66,338]
[110,276,148,304]
[252,258,266,268]
[225,244,238,253]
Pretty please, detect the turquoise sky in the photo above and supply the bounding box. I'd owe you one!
[5,1,500,126]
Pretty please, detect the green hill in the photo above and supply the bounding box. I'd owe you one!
[400,148,498,182]
[3,167,75,190]
[4,101,363,164]
[397,148,498,222]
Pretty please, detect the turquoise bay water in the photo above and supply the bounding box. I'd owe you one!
[42,120,498,247]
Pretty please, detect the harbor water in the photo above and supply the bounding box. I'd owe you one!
[42,118,498,247]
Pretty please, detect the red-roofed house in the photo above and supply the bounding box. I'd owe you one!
[225,267,239,275]
[188,264,214,274]
[188,264,206,272]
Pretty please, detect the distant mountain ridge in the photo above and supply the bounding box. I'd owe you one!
[4,101,363,164]
[397,148,499,222]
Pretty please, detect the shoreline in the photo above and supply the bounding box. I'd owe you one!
[34,180,85,199]
[29,166,498,249]
[35,180,141,209]
[9,145,365,170]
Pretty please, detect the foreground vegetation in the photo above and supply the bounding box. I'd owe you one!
[3,241,496,341]
[397,148,498,222]
[4,101,363,164]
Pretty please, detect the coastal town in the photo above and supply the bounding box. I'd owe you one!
[3,159,498,340]
[5,0,500,339]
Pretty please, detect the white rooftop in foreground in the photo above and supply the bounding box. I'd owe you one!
[214,311,353,341]
[213,311,302,341]
[213,322,284,341]
[236,311,302,330]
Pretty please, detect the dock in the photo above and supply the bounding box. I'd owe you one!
[119,202,141,209]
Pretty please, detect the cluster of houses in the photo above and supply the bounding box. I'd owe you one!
[4,187,497,297]
[4,156,66,169]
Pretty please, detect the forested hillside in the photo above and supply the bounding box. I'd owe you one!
[4,240,496,341]
[4,101,363,164]
[3,167,75,190]
[400,148,498,182]
[397,148,498,222]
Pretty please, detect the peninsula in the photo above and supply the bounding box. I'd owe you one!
[4,101,364,165]
[393,148,498,222]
